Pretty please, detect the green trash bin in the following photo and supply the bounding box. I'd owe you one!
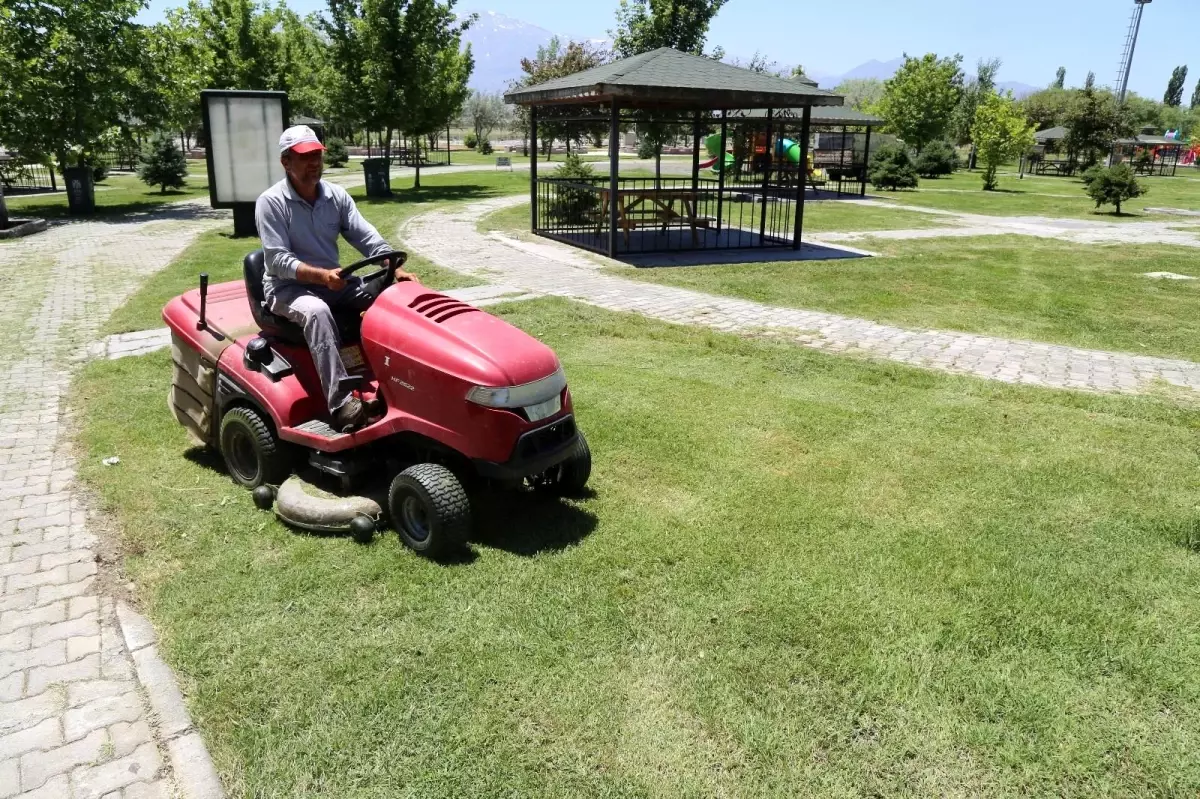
[362,158,391,197]
[63,166,95,215]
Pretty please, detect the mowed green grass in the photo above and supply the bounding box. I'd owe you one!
[613,235,1200,362]
[101,170,532,335]
[882,169,1200,220]
[4,170,213,220]
[79,298,1200,797]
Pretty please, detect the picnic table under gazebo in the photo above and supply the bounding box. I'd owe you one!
[504,48,845,259]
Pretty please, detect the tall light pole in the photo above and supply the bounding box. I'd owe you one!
[1115,0,1152,106]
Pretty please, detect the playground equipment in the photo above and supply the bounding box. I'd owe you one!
[699,131,826,184]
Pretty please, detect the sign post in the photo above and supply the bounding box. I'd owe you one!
[201,89,289,237]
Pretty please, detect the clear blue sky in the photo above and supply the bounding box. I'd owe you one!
[137,0,1194,99]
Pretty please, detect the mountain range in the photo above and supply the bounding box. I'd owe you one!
[459,10,1040,99]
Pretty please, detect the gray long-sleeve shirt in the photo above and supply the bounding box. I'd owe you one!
[254,177,391,300]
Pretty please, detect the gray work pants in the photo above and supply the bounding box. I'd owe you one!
[268,279,375,413]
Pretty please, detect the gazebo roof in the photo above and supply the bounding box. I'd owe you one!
[1115,134,1184,146]
[1034,126,1067,142]
[504,47,843,110]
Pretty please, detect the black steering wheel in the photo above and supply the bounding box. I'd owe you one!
[338,250,409,286]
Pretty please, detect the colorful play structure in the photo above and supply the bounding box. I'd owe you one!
[699,131,828,186]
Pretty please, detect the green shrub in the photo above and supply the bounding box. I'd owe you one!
[479,139,494,155]
[1084,162,1147,215]
[914,140,959,178]
[1080,164,1105,188]
[136,133,188,194]
[464,132,479,150]
[323,137,349,167]
[548,153,599,224]
[868,145,919,190]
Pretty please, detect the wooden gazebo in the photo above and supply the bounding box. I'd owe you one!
[505,48,845,258]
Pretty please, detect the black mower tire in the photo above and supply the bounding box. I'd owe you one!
[388,464,471,558]
[219,407,291,489]
[535,432,591,497]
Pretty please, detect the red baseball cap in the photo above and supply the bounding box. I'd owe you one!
[279,125,326,154]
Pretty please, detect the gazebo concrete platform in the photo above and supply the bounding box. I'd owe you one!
[545,227,874,267]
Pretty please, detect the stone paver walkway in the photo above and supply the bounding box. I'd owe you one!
[822,199,1200,249]
[1,202,225,798]
[401,195,1200,395]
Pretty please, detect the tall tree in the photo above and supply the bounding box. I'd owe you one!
[1020,87,1072,132]
[609,0,728,58]
[274,9,330,118]
[832,78,885,113]
[1054,67,1066,89]
[1164,65,1189,107]
[877,53,965,154]
[358,0,472,186]
[137,11,213,151]
[319,0,371,140]
[400,0,473,188]
[951,57,1002,156]
[1064,85,1125,169]
[971,91,1035,190]
[728,51,784,76]
[1192,78,1200,110]
[463,91,508,149]
[1085,71,1095,90]
[186,0,282,90]
[515,37,608,158]
[0,0,145,171]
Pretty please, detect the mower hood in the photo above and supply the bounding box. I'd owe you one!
[362,284,562,389]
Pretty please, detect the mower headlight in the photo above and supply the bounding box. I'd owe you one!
[466,367,566,409]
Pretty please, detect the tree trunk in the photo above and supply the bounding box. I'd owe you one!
[0,184,9,227]
[655,148,662,189]
[413,137,421,189]
[384,126,393,163]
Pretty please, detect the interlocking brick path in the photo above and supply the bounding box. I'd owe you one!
[820,200,1200,249]
[0,202,226,798]
[401,195,1200,395]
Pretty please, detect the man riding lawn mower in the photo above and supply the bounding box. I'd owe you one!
[162,126,590,557]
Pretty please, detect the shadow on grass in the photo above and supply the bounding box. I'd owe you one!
[355,183,507,208]
[183,446,596,559]
[8,191,210,221]
[471,488,598,557]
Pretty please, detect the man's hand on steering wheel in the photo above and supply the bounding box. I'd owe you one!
[389,254,419,283]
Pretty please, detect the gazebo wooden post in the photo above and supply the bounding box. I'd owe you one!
[691,111,701,194]
[608,101,620,258]
[793,106,811,250]
[529,106,538,232]
[715,110,727,235]
[759,108,773,244]
[860,124,872,196]
[838,125,848,196]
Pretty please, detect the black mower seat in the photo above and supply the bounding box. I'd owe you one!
[243,250,364,345]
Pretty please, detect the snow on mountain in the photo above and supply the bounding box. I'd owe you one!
[457,10,558,93]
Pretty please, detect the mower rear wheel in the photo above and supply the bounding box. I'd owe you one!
[533,432,591,497]
[388,464,471,558]
[219,407,291,489]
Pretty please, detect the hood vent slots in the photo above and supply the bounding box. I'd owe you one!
[408,293,481,324]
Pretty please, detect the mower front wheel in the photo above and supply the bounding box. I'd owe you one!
[219,407,291,489]
[388,464,471,558]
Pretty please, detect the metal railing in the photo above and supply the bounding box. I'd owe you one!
[0,158,57,195]
[534,175,800,255]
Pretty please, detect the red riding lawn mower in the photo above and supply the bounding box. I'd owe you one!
[162,250,591,558]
